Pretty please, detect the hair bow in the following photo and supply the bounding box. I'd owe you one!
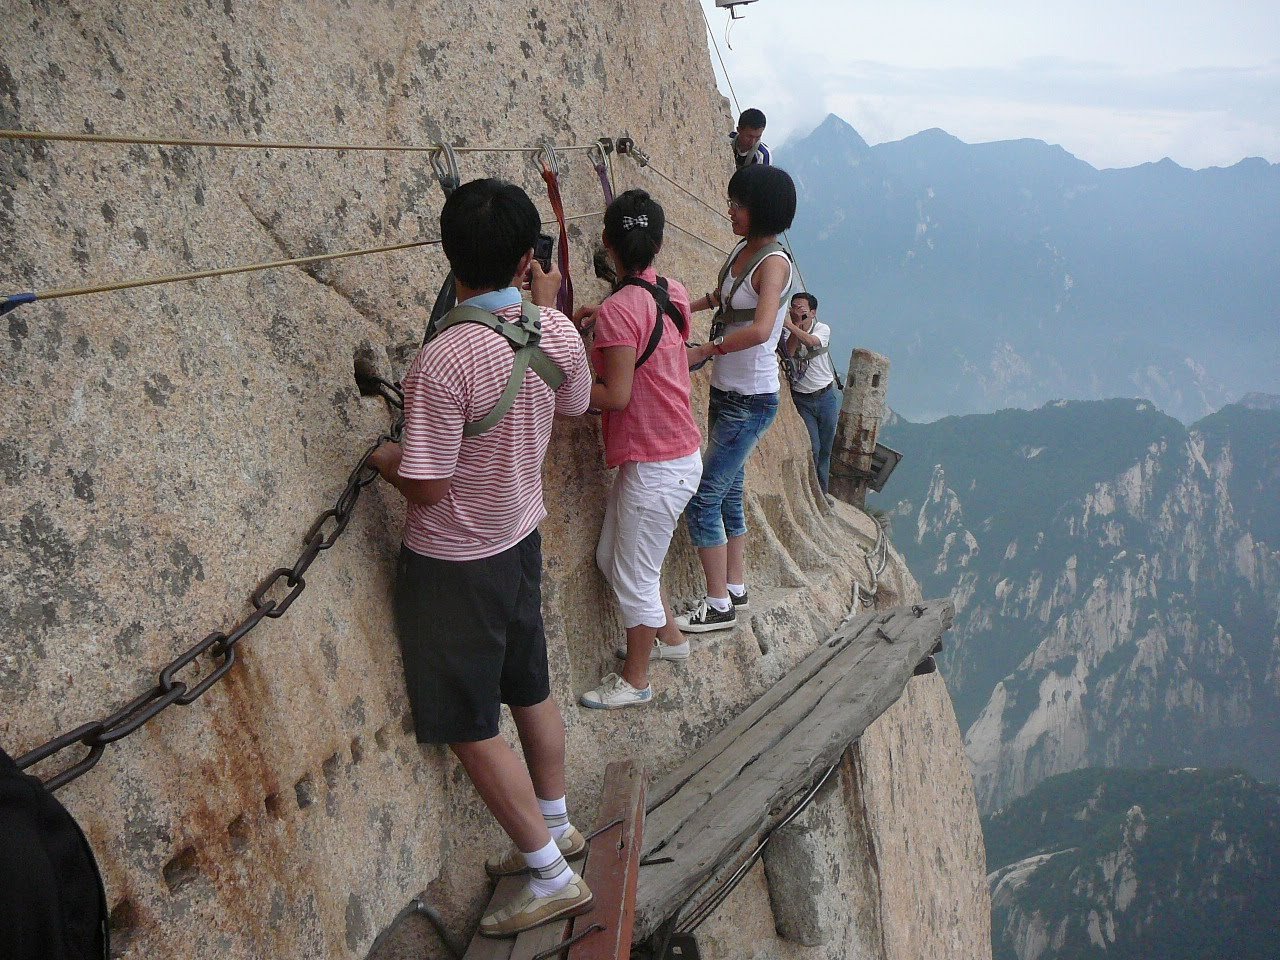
[621,215,649,230]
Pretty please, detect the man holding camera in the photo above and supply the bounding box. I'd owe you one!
[370,178,593,937]
[782,292,840,494]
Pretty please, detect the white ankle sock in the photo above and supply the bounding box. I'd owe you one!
[726,583,746,598]
[523,838,572,897]
[537,796,570,840]
[706,594,732,613]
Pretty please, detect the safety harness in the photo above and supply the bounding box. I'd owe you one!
[613,276,688,368]
[426,301,566,437]
[710,239,789,340]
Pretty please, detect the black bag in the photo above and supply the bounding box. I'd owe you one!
[0,748,109,960]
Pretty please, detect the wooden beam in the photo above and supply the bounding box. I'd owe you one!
[568,761,646,960]
[633,600,953,940]
[646,610,890,812]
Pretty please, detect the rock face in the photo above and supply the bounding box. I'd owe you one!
[1,3,988,958]
[985,768,1280,960]
[877,399,1280,813]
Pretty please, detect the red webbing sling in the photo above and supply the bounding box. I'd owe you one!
[538,148,574,317]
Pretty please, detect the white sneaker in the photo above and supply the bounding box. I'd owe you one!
[674,599,737,633]
[580,673,654,710]
[614,637,690,661]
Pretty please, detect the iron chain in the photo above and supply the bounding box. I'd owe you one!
[15,399,404,792]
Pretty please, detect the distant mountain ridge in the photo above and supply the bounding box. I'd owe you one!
[985,767,1280,960]
[777,115,1280,422]
[874,398,1280,812]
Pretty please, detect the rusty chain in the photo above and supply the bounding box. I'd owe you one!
[15,379,404,792]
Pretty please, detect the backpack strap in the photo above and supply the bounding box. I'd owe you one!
[430,301,566,437]
[712,240,789,334]
[615,276,687,369]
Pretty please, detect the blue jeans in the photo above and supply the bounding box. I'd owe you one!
[685,387,779,548]
[791,383,841,492]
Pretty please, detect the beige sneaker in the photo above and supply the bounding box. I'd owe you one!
[479,874,593,938]
[484,825,587,878]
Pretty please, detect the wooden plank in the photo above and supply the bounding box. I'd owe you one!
[509,912,574,960]
[642,614,898,855]
[646,609,889,812]
[462,875,522,960]
[568,760,646,960]
[633,601,953,939]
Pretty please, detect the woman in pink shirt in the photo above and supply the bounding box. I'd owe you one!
[576,191,703,710]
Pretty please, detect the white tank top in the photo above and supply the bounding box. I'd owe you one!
[710,243,794,395]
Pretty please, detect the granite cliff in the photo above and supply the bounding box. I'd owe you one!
[1,2,988,957]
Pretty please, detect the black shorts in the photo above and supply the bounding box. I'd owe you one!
[393,530,551,744]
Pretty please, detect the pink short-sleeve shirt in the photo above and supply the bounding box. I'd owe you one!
[591,268,702,468]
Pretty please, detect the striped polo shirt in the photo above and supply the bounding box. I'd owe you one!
[398,288,591,561]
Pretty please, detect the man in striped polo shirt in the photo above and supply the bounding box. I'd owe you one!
[370,179,593,937]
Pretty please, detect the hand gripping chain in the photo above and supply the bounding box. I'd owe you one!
[15,386,405,791]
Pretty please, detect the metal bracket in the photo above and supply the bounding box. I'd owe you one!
[615,135,649,167]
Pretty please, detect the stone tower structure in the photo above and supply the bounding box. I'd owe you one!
[831,348,891,507]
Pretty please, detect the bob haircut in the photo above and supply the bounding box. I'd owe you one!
[727,164,796,238]
[602,189,665,275]
[440,178,540,290]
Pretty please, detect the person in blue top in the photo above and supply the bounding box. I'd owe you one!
[730,108,771,169]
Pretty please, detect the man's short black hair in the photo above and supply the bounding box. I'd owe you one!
[792,292,818,311]
[738,108,766,130]
[440,178,540,290]
[727,164,796,238]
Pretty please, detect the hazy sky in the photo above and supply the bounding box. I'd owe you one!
[698,0,1280,169]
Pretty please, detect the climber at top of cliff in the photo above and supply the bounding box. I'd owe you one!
[730,107,772,168]
[679,163,796,633]
[367,178,596,939]
[569,190,704,711]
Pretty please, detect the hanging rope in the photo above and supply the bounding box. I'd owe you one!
[701,4,743,116]
[536,142,575,316]
[589,138,616,206]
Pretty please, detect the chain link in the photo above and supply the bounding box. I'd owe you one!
[15,398,404,792]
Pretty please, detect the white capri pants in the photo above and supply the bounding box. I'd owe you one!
[596,452,703,628]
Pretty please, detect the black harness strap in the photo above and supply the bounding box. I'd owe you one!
[614,276,688,369]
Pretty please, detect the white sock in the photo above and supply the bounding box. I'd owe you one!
[523,837,572,897]
[726,582,746,598]
[706,594,732,613]
[537,796,571,841]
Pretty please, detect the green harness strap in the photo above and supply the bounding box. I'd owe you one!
[430,301,566,437]
[713,240,788,329]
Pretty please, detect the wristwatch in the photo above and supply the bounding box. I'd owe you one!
[711,336,727,356]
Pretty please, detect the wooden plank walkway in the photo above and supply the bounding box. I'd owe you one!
[632,599,954,941]
[463,761,645,960]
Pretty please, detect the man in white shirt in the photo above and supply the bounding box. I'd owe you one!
[782,292,840,493]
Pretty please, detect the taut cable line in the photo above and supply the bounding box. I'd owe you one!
[665,219,732,255]
[1,212,604,313]
[0,127,601,155]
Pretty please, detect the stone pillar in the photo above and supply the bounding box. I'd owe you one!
[830,348,890,508]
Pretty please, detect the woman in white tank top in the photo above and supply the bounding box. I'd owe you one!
[679,165,797,633]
